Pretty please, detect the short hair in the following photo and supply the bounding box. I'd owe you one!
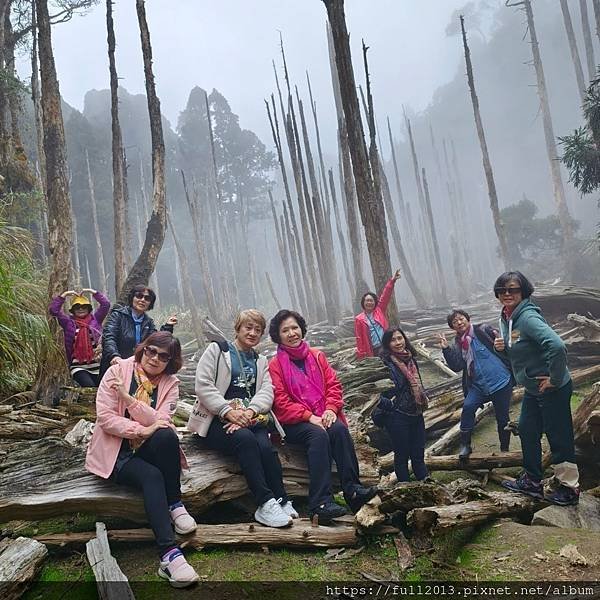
[381,327,417,358]
[269,309,307,344]
[234,309,266,334]
[134,331,182,375]
[127,284,156,310]
[360,292,378,310]
[447,309,471,329]
[493,271,534,299]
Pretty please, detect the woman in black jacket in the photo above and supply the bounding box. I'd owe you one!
[99,285,177,381]
[375,328,429,482]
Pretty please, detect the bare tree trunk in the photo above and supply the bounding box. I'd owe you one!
[85,150,107,290]
[31,1,46,196]
[138,158,160,304]
[386,117,409,229]
[34,0,73,404]
[328,169,353,301]
[265,271,281,309]
[106,0,127,297]
[560,0,587,103]
[460,15,510,270]
[84,251,92,288]
[70,203,81,288]
[593,0,600,46]
[323,0,393,300]
[580,0,596,81]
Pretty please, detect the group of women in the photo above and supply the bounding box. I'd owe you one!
[49,268,579,588]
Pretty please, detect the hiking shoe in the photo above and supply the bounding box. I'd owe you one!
[345,485,378,513]
[458,430,472,461]
[309,502,348,524]
[255,498,292,528]
[501,472,543,499]
[544,484,580,506]
[278,498,299,519]
[158,551,200,588]
[170,505,197,535]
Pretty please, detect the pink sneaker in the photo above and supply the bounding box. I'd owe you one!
[170,505,197,535]
[158,553,199,588]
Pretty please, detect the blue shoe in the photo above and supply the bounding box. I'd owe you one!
[544,484,580,506]
[502,473,543,499]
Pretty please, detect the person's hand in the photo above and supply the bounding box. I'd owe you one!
[392,269,401,282]
[140,419,170,439]
[493,336,505,352]
[224,422,242,435]
[321,409,337,428]
[80,288,96,294]
[166,314,178,326]
[243,408,256,422]
[308,414,326,430]
[111,368,131,405]
[225,409,251,427]
[436,333,449,349]
[61,290,77,298]
[110,356,121,366]
[536,376,555,393]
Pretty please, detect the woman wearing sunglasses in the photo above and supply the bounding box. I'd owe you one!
[86,331,199,587]
[492,271,579,506]
[99,284,177,381]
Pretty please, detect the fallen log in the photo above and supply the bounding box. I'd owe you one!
[414,343,459,379]
[86,522,134,600]
[0,537,48,600]
[567,313,600,334]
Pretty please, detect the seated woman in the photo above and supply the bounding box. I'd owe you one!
[375,328,428,482]
[354,269,401,359]
[49,288,110,387]
[268,309,376,523]
[187,309,295,529]
[99,284,177,381]
[86,332,199,588]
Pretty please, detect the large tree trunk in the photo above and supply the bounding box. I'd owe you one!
[580,0,596,81]
[117,0,168,303]
[85,150,107,290]
[560,0,587,103]
[30,1,46,197]
[106,0,127,298]
[593,0,600,46]
[323,0,393,301]
[460,15,510,270]
[34,0,73,405]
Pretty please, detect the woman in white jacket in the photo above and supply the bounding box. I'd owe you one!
[187,309,295,528]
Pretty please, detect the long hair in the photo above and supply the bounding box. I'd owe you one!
[380,327,417,359]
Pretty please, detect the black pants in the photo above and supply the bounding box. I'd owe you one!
[384,411,427,482]
[72,370,99,387]
[204,418,287,506]
[114,428,181,554]
[283,420,361,510]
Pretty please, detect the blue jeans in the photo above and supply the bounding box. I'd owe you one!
[460,382,512,432]
[384,412,427,482]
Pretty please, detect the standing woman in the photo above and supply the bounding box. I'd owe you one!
[49,288,110,387]
[269,309,377,523]
[493,271,579,506]
[86,332,199,587]
[188,310,294,529]
[374,328,429,482]
[355,269,401,359]
[99,284,177,381]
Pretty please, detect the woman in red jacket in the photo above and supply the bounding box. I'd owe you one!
[354,269,401,359]
[268,309,376,524]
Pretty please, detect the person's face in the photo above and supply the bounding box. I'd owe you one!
[496,279,523,309]
[140,344,170,376]
[451,313,470,335]
[236,320,263,350]
[389,330,406,354]
[73,305,91,318]
[132,289,152,313]
[279,317,303,348]
[363,295,376,312]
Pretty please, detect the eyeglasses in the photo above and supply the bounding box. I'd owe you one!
[495,287,522,296]
[134,292,153,302]
[143,346,171,363]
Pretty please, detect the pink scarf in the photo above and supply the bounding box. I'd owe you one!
[459,323,475,375]
[276,341,326,416]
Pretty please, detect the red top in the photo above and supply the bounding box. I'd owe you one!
[269,348,347,426]
[354,277,396,359]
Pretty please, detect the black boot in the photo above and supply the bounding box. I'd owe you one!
[345,485,378,513]
[498,426,511,452]
[458,430,472,461]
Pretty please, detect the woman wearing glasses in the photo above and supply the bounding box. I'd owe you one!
[99,285,177,381]
[86,331,200,587]
[492,271,579,506]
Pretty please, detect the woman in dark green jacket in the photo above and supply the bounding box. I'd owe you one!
[492,271,579,506]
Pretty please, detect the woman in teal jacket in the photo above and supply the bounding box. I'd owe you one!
[492,271,579,506]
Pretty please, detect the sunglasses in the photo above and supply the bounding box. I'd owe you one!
[143,346,171,363]
[495,287,522,296]
[134,292,153,302]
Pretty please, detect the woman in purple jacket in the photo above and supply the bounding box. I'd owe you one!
[49,289,111,387]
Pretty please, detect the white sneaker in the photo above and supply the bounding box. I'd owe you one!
[158,552,200,588]
[278,498,299,519]
[170,505,197,535]
[254,497,292,528]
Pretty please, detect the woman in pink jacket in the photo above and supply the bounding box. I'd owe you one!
[354,269,401,359]
[85,331,199,588]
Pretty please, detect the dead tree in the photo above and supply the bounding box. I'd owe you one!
[593,0,600,46]
[323,0,394,300]
[138,158,160,303]
[30,1,46,196]
[118,0,169,302]
[460,15,510,270]
[85,149,107,290]
[580,0,596,81]
[386,117,409,228]
[560,0,587,103]
[106,0,127,297]
[70,202,81,288]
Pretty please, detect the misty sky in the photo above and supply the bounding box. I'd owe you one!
[18,0,481,153]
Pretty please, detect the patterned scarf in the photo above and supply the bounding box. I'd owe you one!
[72,314,95,363]
[132,362,163,406]
[459,324,475,376]
[390,350,428,409]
